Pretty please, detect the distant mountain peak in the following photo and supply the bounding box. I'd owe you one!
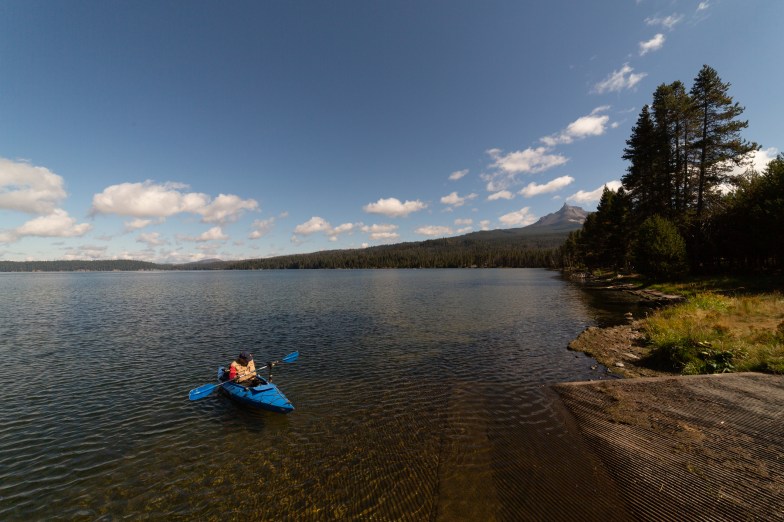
[525,203,587,231]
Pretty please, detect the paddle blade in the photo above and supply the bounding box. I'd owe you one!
[282,351,299,363]
[188,383,218,401]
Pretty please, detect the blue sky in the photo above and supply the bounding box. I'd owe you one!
[1,0,782,263]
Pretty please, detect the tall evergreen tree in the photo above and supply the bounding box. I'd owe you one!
[622,105,658,219]
[689,65,759,219]
[667,81,698,215]
[576,186,631,271]
[650,83,676,215]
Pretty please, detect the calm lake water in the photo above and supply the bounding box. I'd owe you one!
[0,269,641,520]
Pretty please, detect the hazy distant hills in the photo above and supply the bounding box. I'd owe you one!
[0,205,588,271]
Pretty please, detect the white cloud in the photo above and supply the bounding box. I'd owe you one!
[697,1,710,11]
[454,218,473,226]
[540,106,611,146]
[194,226,229,242]
[484,108,616,195]
[479,220,491,231]
[567,180,623,205]
[293,216,357,241]
[645,13,683,30]
[593,64,647,94]
[294,216,332,235]
[441,191,478,208]
[483,148,568,192]
[639,33,665,55]
[249,217,276,239]
[361,223,399,241]
[198,193,259,224]
[416,225,453,237]
[332,223,355,234]
[729,147,779,177]
[91,181,257,224]
[329,222,357,241]
[0,157,68,214]
[499,207,536,227]
[62,245,109,260]
[487,190,514,201]
[124,218,154,231]
[362,197,427,217]
[748,147,779,173]
[137,232,167,247]
[519,175,575,198]
[14,209,92,239]
[92,181,207,218]
[487,147,568,175]
[449,169,468,181]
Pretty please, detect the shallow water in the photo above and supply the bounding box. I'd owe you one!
[0,269,637,520]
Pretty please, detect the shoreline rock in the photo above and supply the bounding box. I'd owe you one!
[568,320,675,378]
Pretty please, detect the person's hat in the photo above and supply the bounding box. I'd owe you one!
[239,351,253,361]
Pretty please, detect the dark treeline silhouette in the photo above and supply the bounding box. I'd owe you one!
[0,231,569,272]
[225,235,565,269]
[0,260,162,272]
[561,65,783,276]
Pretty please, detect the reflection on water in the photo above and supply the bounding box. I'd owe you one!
[0,269,628,520]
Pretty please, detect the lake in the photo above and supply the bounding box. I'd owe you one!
[0,269,640,520]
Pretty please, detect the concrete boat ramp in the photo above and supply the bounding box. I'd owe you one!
[554,372,783,521]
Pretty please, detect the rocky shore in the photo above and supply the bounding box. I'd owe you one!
[565,275,686,378]
[567,319,671,378]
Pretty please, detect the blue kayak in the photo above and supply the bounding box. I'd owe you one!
[216,367,295,414]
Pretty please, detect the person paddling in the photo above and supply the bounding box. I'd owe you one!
[228,351,257,385]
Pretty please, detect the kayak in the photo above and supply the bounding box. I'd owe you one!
[216,367,295,414]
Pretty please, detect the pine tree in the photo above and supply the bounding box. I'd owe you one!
[622,105,658,220]
[689,65,759,219]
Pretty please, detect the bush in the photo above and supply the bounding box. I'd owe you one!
[634,215,688,279]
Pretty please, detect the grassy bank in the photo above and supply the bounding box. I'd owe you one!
[642,292,784,374]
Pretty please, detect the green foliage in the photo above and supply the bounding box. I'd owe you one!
[643,292,784,375]
[569,187,632,271]
[565,64,776,276]
[713,154,784,270]
[634,215,688,279]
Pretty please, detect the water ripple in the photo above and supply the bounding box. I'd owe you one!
[0,270,624,520]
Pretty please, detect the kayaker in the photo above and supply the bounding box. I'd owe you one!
[228,351,258,385]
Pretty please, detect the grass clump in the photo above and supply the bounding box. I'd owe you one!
[642,292,784,374]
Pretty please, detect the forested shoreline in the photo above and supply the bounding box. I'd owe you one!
[0,231,568,272]
[562,65,783,277]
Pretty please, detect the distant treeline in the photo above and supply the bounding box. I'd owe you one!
[562,65,783,277]
[0,260,163,272]
[225,234,566,269]
[0,231,570,272]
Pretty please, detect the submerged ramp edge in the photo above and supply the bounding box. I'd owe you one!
[554,373,784,521]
